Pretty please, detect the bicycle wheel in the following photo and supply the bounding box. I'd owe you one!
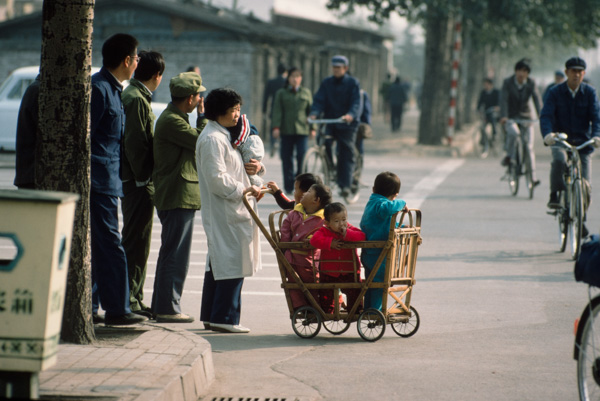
[344,150,362,204]
[524,152,534,200]
[473,126,490,158]
[570,179,584,260]
[357,308,386,342]
[558,192,568,253]
[577,301,600,401]
[508,162,519,196]
[302,147,330,187]
[291,306,321,339]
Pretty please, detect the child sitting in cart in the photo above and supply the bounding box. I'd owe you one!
[310,202,366,314]
[360,171,407,310]
[266,173,323,210]
[280,183,332,310]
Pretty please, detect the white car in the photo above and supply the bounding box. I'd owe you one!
[0,66,191,152]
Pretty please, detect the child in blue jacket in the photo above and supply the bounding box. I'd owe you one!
[360,171,407,310]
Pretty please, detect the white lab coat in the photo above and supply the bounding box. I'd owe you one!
[195,120,261,280]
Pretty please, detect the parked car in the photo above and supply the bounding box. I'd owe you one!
[0,66,191,152]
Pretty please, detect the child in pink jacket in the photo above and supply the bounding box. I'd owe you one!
[310,202,366,314]
[280,183,332,310]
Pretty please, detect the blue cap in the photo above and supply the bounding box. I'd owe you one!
[331,55,348,67]
[565,57,586,70]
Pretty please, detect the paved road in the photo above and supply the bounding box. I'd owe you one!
[1,116,599,400]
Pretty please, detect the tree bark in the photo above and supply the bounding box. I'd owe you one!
[37,0,95,344]
[418,9,454,145]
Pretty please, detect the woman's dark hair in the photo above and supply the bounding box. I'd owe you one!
[295,173,322,192]
[134,51,165,81]
[286,67,302,87]
[373,171,401,198]
[324,202,346,221]
[102,33,139,70]
[484,78,493,85]
[514,58,531,73]
[310,184,332,209]
[204,88,243,121]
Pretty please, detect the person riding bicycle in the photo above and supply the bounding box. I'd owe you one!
[540,56,600,237]
[476,78,500,146]
[499,58,542,187]
[309,55,361,198]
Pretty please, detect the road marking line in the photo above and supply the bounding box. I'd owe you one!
[146,274,281,281]
[143,289,284,296]
[402,159,464,209]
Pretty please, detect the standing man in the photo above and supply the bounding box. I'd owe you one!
[499,58,543,187]
[540,56,600,236]
[388,76,408,133]
[13,75,40,189]
[90,33,146,325]
[121,51,165,319]
[151,72,207,323]
[263,62,287,157]
[309,55,361,197]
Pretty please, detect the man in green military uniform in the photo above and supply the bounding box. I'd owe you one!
[121,51,165,320]
[151,71,207,323]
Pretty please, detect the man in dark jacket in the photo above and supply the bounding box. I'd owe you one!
[309,55,361,197]
[388,77,407,132]
[121,50,165,319]
[540,57,600,235]
[499,58,542,186]
[90,33,146,326]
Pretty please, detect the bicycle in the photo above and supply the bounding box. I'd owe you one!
[302,117,363,204]
[473,107,499,158]
[502,118,538,199]
[548,133,595,260]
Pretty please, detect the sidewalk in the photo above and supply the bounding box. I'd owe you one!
[2,108,475,401]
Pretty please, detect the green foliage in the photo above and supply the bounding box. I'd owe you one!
[326,0,600,48]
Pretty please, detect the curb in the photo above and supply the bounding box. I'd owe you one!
[39,324,214,401]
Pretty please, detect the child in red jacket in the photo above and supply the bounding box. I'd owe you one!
[310,202,365,314]
[280,183,332,310]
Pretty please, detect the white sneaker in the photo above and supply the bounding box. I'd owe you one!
[210,323,250,333]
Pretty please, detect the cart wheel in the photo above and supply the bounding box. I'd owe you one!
[390,306,420,338]
[291,306,321,339]
[357,308,386,342]
[323,319,351,335]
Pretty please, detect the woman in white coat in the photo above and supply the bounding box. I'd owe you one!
[196,88,262,333]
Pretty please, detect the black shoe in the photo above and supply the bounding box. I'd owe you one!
[533,180,541,187]
[132,309,154,319]
[340,187,350,198]
[501,156,511,167]
[547,192,560,209]
[582,224,589,238]
[92,314,105,324]
[105,312,148,326]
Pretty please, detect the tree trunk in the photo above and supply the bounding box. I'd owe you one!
[418,10,454,145]
[458,22,486,127]
[37,0,95,344]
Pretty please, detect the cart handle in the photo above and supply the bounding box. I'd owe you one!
[307,117,346,125]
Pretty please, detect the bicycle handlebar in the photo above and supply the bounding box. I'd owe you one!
[553,133,596,151]
[307,117,346,124]
[506,118,539,125]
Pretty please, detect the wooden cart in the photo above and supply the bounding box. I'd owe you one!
[243,192,423,342]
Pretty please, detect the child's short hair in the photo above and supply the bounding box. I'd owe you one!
[324,202,346,221]
[373,171,401,198]
[295,173,323,192]
[310,184,332,209]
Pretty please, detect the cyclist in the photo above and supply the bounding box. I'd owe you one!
[499,58,543,187]
[476,78,500,147]
[309,55,361,198]
[540,56,600,237]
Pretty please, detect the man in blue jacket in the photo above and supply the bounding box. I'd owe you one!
[540,56,600,236]
[309,55,361,197]
[90,33,146,326]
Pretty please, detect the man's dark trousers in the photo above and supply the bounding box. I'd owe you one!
[326,123,358,190]
[90,191,131,316]
[121,180,154,312]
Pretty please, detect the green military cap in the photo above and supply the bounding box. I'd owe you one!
[169,72,207,97]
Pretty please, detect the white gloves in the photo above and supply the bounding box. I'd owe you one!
[544,133,557,146]
[593,136,600,148]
